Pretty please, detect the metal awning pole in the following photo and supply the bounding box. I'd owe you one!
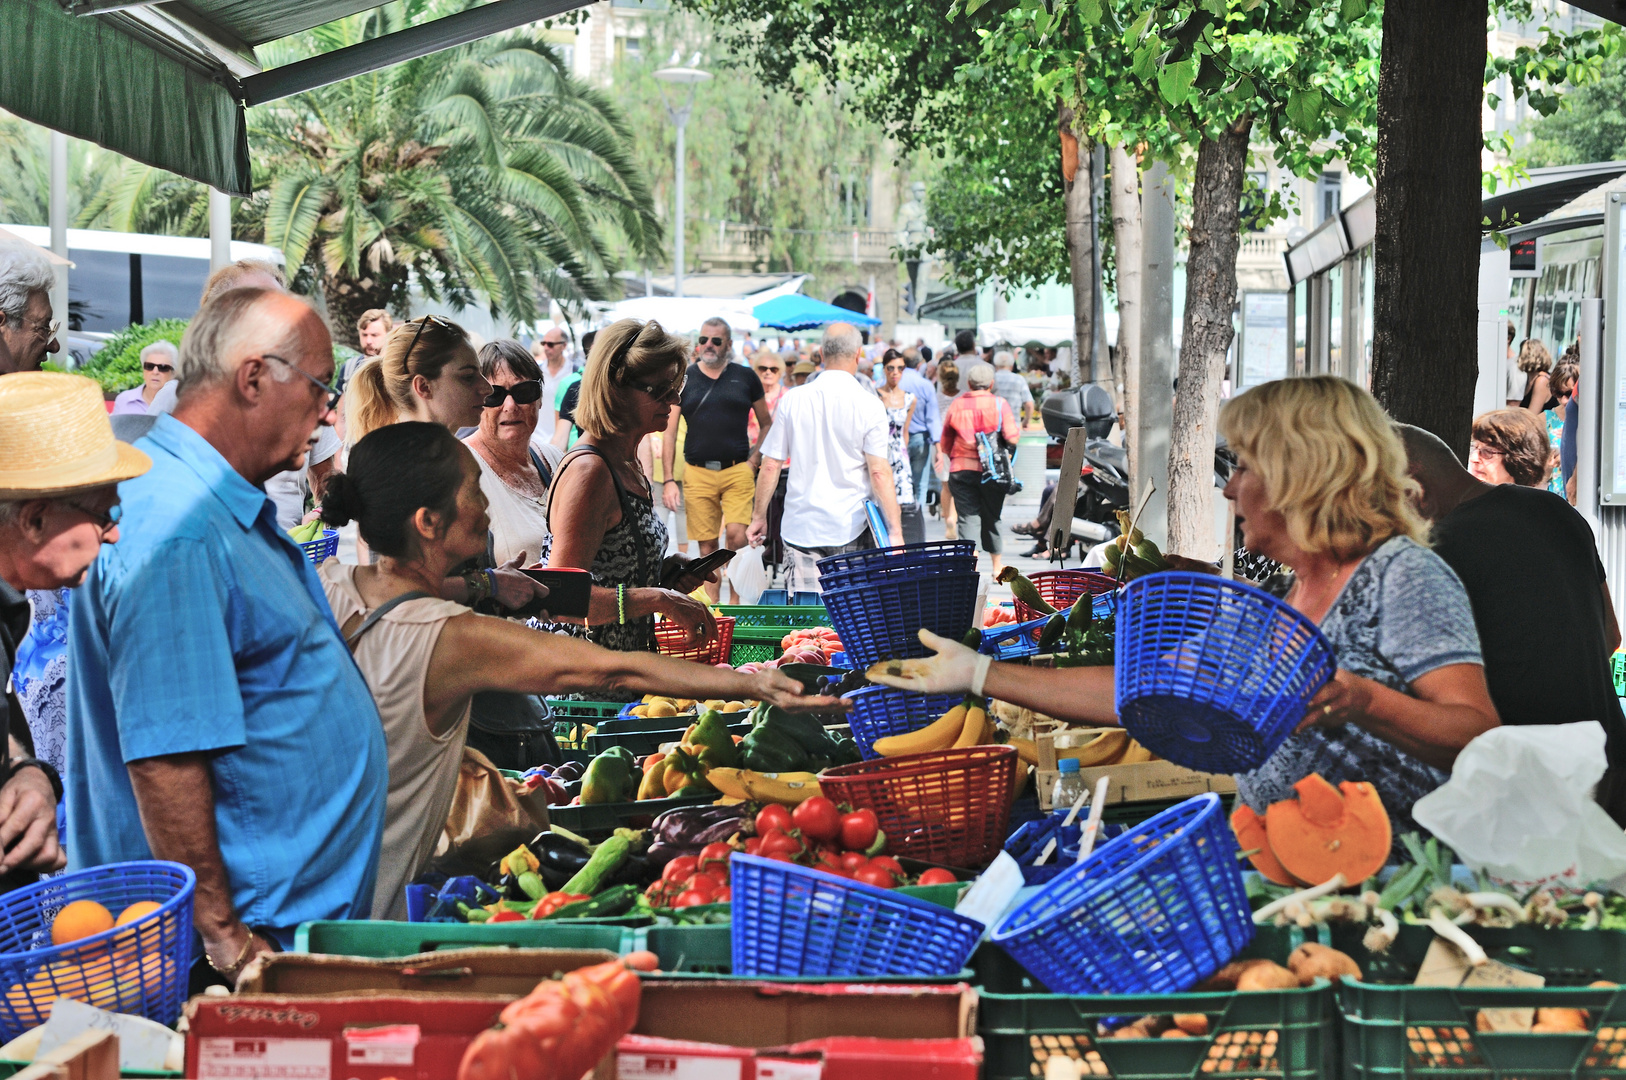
[48,131,67,338]
[209,188,231,274]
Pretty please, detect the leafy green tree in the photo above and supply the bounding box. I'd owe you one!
[1521,42,1626,166]
[256,6,661,339]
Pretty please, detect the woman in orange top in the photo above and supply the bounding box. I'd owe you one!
[937,362,1020,575]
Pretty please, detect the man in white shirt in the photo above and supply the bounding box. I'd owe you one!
[533,325,573,438]
[748,322,903,593]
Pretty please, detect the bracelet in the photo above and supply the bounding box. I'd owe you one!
[483,568,498,600]
[207,931,257,977]
[970,654,992,699]
[617,584,627,625]
[662,478,677,485]
[462,570,490,604]
[9,758,61,803]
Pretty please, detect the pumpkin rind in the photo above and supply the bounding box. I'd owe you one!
[1229,803,1300,886]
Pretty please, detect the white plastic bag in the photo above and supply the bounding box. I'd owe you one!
[727,544,770,606]
[1412,721,1626,892]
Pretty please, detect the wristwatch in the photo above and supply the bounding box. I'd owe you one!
[462,568,493,604]
[10,758,62,803]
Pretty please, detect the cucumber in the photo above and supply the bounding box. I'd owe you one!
[542,883,640,920]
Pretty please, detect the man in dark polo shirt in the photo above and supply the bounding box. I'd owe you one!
[1399,424,1626,822]
[661,318,773,600]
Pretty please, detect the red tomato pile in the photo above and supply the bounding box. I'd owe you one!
[742,798,957,889]
[643,841,734,908]
[777,627,844,664]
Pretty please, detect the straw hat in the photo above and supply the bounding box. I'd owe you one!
[0,372,151,498]
[792,361,816,377]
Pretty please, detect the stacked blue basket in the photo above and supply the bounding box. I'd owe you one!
[0,860,195,1039]
[842,685,964,759]
[991,794,1253,994]
[1114,572,1336,773]
[818,541,980,668]
[730,852,983,977]
[299,528,340,565]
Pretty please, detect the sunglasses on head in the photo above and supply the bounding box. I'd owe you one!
[698,336,728,347]
[403,314,457,360]
[142,362,173,373]
[484,380,543,407]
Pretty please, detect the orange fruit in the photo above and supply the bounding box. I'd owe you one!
[50,901,113,945]
[115,901,161,926]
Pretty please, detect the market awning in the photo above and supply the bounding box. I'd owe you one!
[753,294,882,331]
[1,0,592,198]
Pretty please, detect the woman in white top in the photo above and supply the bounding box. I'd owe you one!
[319,421,842,919]
[464,340,563,566]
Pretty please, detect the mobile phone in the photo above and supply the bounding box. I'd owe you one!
[516,567,593,618]
[662,548,736,589]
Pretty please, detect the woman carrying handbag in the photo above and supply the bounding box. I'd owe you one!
[937,362,1021,575]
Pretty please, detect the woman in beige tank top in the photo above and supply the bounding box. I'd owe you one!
[319,422,844,920]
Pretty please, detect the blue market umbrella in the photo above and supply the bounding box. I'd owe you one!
[753,293,882,331]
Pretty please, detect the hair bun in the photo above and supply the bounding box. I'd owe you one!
[319,472,361,528]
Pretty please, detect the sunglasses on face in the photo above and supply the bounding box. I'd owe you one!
[142,362,173,373]
[697,336,728,347]
[484,380,543,407]
[755,365,781,374]
[542,339,566,348]
[629,372,683,403]
[884,364,905,372]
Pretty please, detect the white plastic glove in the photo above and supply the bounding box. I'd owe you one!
[864,628,990,695]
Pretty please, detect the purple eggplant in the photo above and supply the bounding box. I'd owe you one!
[651,804,747,848]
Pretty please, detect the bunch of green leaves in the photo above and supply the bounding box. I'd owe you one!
[67,318,188,394]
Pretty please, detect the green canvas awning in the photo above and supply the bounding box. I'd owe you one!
[1,0,590,198]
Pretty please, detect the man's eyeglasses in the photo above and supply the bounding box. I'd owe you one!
[484,380,544,407]
[142,362,173,374]
[22,316,59,340]
[61,498,122,537]
[541,338,566,348]
[263,354,340,417]
[697,336,728,347]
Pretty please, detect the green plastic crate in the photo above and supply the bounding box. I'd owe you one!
[730,628,785,666]
[544,699,628,720]
[584,720,750,758]
[715,604,829,629]
[594,710,750,735]
[295,919,632,958]
[976,927,1337,1080]
[1332,921,1626,1080]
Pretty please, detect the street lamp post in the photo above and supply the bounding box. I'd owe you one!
[654,61,710,298]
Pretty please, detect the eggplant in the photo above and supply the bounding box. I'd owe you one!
[645,841,692,869]
[692,816,749,846]
[651,804,746,848]
[555,761,586,782]
[529,831,593,877]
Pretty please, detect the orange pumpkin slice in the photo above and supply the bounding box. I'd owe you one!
[1229,803,1299,886]
[1263,773,1391,887]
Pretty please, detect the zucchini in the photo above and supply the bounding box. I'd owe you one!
[543,883,640,920]
[561,830,633,895]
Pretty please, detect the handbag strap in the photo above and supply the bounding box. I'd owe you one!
[529,447,554,489]
[345,590,434,649]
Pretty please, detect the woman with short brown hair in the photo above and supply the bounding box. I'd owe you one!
[1470,408,1551,488]
[541,319,718,661]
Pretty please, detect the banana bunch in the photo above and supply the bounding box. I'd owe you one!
[872,698,995,757]
[706,768,822,805]
[1059,729,1156,767]
[287,519,325,544]
[1102,510,1169,579]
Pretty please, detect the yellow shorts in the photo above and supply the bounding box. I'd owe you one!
[683,461,755,540]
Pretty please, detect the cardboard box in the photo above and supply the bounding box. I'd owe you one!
[616,1034,983,1080]
[1035,728,1235,810]
[634,981,977,1047]
[236,946,620,997]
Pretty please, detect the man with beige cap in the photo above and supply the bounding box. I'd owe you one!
[0,371,150,890]
[66,286,387,986]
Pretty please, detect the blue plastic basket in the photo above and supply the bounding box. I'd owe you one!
[978,616,1051,660]
[298,528,339,565]
[1003,813,1127,886]
[1114,572,1336,773]
[729,852,984,977]
[991,793,1253,995]
[0,860,195,1039]
[842,685,964,759]
[822,572,980,668]
[815,541,977,591]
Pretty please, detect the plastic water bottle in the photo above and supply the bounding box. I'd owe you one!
[1051,757,1087,813]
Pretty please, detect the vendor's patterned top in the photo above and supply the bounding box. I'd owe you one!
[1234,535,1483,844]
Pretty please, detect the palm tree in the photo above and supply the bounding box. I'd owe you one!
[256,5,662,339]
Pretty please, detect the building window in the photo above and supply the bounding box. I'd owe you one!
[1316,171,1342,226]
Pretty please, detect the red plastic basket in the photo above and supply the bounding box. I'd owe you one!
[819,745,1019,868]
[1012,570,1120,623]
[654,615,735,665]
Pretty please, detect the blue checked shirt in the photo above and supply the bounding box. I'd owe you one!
[66,415,387,943]
[900,367,941,439]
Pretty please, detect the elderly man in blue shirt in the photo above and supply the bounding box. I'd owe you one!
[67,286,387,985]
[899,349,939,507]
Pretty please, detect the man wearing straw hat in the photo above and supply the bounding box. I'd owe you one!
[0,371,151,890]
[66,287,388,987]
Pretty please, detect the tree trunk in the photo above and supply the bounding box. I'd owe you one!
[1111,142,1143,489]
[1370,0,1486,458]
[323,271,402,349]
[1059,100,1096,389]
[1167,118,1251,559]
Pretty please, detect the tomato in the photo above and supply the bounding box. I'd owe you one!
[703,864,730,887]
[838,808,880,852]
[792,797,842,843]
[662,855,699,882]
[917,868,959,886]
[766,851,796,863]
[811,848,844,874]
[682,873,718,899]
[698,842,733,869]
[839,851,870,873]
[853,864,897,889]
[714,886,732,902]
[743,836,763,855]
[488,908,527,922]
[755,804,793,836]
[673,890,711,908]
[869,855,906,878]
[759,829,802,859]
